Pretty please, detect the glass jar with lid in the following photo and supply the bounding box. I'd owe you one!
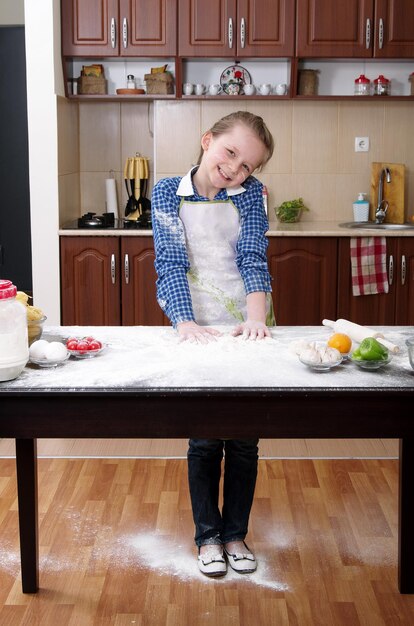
[354,74,370,96]
[373,74,390,96]
[0,280,29,381]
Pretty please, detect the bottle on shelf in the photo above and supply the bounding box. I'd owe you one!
[127,74,136,89]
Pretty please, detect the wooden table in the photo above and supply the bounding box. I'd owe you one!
[1,326,413,594]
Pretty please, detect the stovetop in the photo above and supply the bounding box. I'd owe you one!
[61,212,152,231]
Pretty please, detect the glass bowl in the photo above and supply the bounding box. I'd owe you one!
[351,355,392,370]
[27,315,47,346]
[67,344,106,359]
[275,208,302,223]
[299,354,343,371]
[406,338,414,370]
[30,353,70,368]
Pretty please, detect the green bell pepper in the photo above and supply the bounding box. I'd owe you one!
[351,337,389,361]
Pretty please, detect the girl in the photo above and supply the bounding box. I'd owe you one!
[152,111,275,577]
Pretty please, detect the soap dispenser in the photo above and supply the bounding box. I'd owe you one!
[353,193,370,222]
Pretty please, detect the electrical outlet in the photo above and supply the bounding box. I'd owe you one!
[355,137,370,152]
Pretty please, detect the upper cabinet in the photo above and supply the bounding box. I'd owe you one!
[61,0,177,57]
[296,0,414,58]
[178,0,295,57]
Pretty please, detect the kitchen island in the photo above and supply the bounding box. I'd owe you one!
[1,325,414,594]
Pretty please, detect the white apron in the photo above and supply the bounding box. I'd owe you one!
[179,199,247,325]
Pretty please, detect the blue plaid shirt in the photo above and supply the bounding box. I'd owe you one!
[151,168,271,327]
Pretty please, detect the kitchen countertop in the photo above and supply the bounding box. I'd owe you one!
[58,221,414,237]
[3,325,413,390]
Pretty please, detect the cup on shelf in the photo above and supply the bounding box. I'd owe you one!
[208,84,222,95]
[275,83,287,95]
[259,83,272,96]
[195,83,206,96]
[227,83,240,95]
[183,82,194,95]
[243,84,256,96]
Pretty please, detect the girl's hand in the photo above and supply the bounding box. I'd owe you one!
[177,321,222,344]
[231,320,271,341]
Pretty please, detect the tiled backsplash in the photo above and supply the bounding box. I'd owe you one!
[58,98,414,225]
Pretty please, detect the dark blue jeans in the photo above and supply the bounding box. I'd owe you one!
[187,438,259,547]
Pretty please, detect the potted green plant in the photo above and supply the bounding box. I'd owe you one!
[274,197,309,223]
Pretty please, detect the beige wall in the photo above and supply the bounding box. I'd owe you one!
[58,99,414,226]
[0,0,24,24]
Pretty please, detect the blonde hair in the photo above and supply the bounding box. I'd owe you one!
[197,111,274,169]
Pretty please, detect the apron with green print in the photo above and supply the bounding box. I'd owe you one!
[179,198,274,326]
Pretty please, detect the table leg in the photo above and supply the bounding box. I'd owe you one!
[15,438,39,593]
[399,438,414,593]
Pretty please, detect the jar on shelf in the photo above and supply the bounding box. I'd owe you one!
[354,74,370,96]
[127,74,136,89]
[409,73,414,96]
[298,69,319,95]
[0,280,29,382]
[373,74,390,96]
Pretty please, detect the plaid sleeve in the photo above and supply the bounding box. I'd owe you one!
[151,179,195,326]
[234,179,272,294]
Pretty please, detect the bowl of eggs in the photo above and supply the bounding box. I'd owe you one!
[29,339,69,367]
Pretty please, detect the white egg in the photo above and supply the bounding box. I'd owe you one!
[44,342,68,362]
[29,339,49,360]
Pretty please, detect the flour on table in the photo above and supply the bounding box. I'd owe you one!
[3,325,413,390]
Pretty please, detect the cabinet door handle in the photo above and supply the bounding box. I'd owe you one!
[111,254,116,284]
[401,255,406,286]
[378,18,384,49]
[365,18,371,49]
[122,18,128,48]
[388,254,393,286]
[228,18,233,49]
[240,17,246,49]
[124,253,129,284]
[111,17,116,49]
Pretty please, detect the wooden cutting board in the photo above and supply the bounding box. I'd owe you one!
[370,162,405,223]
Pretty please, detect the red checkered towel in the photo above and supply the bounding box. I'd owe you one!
[350,237,389,296]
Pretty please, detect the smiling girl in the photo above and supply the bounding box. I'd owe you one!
[152,111,275,576]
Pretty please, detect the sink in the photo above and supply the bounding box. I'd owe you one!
[339,221,414,230]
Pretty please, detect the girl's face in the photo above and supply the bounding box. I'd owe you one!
[199,124,267,191]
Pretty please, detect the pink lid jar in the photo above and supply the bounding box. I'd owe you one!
[354,74,370,96]
[373,74,390,96]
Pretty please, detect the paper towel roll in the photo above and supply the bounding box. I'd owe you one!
[105,178,118,218]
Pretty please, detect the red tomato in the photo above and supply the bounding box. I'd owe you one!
[76,340,89,351]
[84,336,95,344]
[88,340,102,351]
[66,339,79,350]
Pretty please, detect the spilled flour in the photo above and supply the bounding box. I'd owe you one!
[4,324,414,389]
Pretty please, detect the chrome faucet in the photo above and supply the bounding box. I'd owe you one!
[375,167,391,223]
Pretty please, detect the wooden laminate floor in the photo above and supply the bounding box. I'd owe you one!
[1,457,413,625]
[0,439,399,459]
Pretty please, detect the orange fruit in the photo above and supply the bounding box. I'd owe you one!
[327,332,352,354]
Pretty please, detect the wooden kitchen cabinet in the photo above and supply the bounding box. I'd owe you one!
[179,0,294,57]
[61,0,177,57]
[296,0,414,58]
[267,237,338,325]
[337,237,414,325]
[60,236,169,326]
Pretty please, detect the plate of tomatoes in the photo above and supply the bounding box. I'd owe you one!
[65,336,105,359]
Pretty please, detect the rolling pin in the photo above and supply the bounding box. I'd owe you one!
[322,319,399,353]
